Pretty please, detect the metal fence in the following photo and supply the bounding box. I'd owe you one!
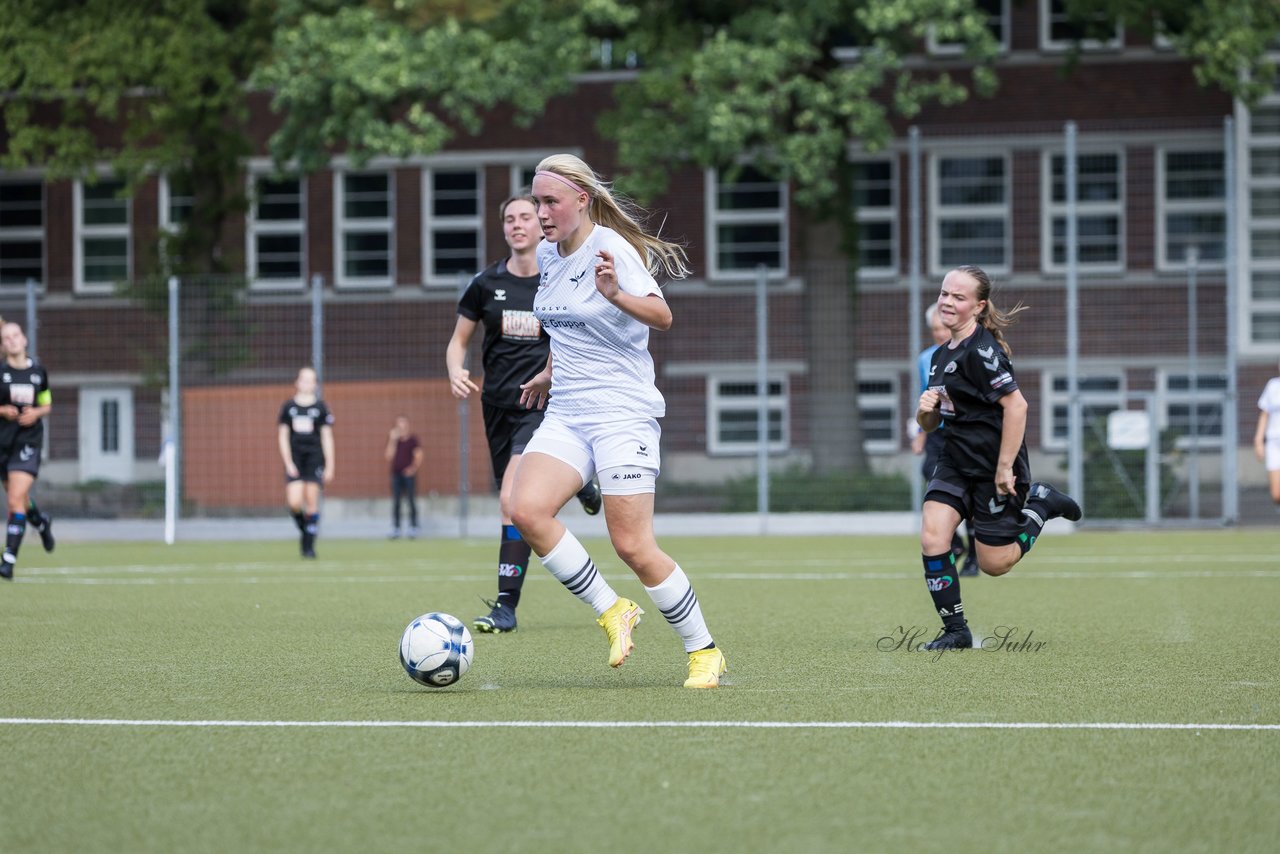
[7,118,1266,536]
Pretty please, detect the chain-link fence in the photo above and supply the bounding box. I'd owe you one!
[10,115,1273,535]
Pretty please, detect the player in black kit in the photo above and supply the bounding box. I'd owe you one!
[277,366,334,559]
[0,322,56,580]
[915,266,1082,650]
[446,192,602,634]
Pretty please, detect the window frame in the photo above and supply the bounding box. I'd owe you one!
[930,151,1011,277]
[705,372,790,456]
[421,166,485,288]
[928,0,1010,56]
[1040,370,1126,451]
[705,166,789,281]
[1158,368,1227,451]
[850,156,898,279]
[1040,147,1126,274]
[1156,145,1227,272]
[1245,91,1280,350]
[73,175,132,294]
[245,170,307,292]
[857,374,900,455]
[333,169,395,290]
[1038,0,1123,52]
[0,174,45,288]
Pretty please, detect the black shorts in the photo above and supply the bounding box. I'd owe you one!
[482,402,544,487]
[0,439,42,479]
[286,447,326,484]
[925,460,1030,546]
[922,430,946,481]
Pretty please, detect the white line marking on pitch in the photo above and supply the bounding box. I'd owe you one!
[0,718,1276,731]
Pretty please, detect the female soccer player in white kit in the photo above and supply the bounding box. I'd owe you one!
[509,154,727,688]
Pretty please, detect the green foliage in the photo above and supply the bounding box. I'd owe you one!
[1072,419,1179,520]
[721,464,912,512]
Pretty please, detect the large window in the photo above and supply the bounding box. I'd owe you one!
[707,166,788,279]
[1159,148,1225,270]
[851,158,897,276]
[1039,0,1122,51]
[0,178,43,286]
[1248,95,1280,346]
[1043,150,1124,272]
[75,177,130,292]
[929,0,1008,55]
[707,375,789,455]
[1160,371,1226,449]
[932,154,1009,274]
[335,170,393,288]
[247,174,305,289]
[423,168,483,284]
[1042,372,1125,451]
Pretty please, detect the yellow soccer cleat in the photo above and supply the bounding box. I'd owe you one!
[684,646,727,689]
[596,597,643,667]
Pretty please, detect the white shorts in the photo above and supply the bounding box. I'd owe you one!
[523,411,661,495]
[1267,438,1280,472]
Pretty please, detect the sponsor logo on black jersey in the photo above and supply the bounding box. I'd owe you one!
[494,289,507,301]
[944,361,957,374]
[977,345,1000,372]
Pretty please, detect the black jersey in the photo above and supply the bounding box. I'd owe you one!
[457,260,548,410]
[927,325,1027,478]
[0,356,51,446]
[278,398,333,452]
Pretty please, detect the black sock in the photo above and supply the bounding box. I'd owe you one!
[922,551,965,630]
[26,500,44,528]
[290,509,307,533]
[1017,505,1048,555]
[306,514,319,539]
[6,512,27,558]
[497,524,531,610]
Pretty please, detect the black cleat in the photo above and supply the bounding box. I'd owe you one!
[922,624,973,651]
[1,551,15,580]
[958,559,980,577]
[577,480,602,516]
[473,598,517,633]
[1026,482,1083,522]
[301,532,317,559]
[35,515,55,553]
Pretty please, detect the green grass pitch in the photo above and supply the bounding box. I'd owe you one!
[2,530,1277,853]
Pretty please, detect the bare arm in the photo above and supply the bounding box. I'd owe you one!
[916,389,942,433]
[594,249,673,331]
[519,354,553,410]
[446,316,482,398]
[16,403,50,427]
[995,390,1028,496]
[1256,410,1269,462]
[407,444,424,476]
[278,424,298,476]
[320,425,335,484]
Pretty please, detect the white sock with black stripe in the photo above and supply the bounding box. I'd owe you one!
[539,529,618,616]
[644,564,713,652]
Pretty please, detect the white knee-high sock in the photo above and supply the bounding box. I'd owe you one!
[644,564,713,652]
[539,529,618,616]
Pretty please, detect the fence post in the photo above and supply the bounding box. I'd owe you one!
[24,277,38,359]
[755,264,769,532]
[1065,121,1084,509]
[908,126,923,513]
[1186,246,1200,521]
[1222,115,1239,525]
[165,276,180,544]
[311,274,325,393]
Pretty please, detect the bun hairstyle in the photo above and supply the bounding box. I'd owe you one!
[535,154,690,281]
[955,264,1027,356]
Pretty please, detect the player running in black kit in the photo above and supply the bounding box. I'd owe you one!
[0,322,55,580]
[915,266,1082,650]
[446,191,602,634]
[277,366,334,559]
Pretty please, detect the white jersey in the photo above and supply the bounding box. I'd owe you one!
[535,224,665,417]
[1259,377,1280,440]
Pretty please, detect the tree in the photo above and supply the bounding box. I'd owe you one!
[0,0,274,280]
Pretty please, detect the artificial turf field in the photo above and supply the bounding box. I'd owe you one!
[2,529,1277,853]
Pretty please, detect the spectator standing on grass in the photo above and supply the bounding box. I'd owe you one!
[386,415,423,539]
[446,190,602,635]
[507,154,727,688]
[1254,362,1280,507]
[277,366,334,559]
[914,266,1083,650]
[910,304,977,576]
[0,321,55,580]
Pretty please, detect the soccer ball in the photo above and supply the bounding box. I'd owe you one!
[399,612,474,688]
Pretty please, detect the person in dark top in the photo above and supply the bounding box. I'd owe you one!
[446,191,602,634]
[914,266,1082,650]
[277,366,334,559]
[385,414,423,539]
[0,322,54,580]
